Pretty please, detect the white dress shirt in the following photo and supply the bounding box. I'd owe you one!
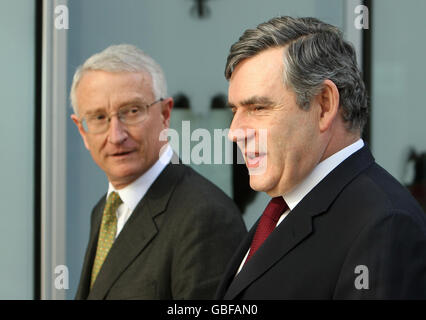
[106,144,173,238]
[236,139,364,274]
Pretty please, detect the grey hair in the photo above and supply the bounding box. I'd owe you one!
[70,44,167,114]
[225,16,368,132]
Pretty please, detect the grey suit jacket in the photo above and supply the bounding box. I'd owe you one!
[75,162,246,300]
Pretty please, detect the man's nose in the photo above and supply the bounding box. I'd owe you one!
[107,116,128,144]
[228,111,254,143]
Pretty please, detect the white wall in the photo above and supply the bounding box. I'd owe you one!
[0,0,35,299]
[371,0,426,184]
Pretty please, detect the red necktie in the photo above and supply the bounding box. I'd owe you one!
[245,197,288,263]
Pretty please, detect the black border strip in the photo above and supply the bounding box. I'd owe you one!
[34,0,42,300]
[362,0,372,146]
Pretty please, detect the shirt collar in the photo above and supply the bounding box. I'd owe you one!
[283,139,364,210]
[107,144,173,211]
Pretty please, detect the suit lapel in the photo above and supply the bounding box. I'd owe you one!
[75,198,105,299]
[87,163,185,299]
[215,223,256,299]
[224,205,314,299]
[223,146,375,299]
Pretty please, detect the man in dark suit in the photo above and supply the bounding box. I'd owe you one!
[216,16,426,299]
[70,44,246,299]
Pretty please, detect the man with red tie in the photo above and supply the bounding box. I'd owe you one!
[215,16,426,299]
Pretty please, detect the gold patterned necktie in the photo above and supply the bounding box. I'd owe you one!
[90,191,122,289]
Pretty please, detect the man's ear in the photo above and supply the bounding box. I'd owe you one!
[71,114,90,150]
[315,79,340,133]
[160,97,174,128]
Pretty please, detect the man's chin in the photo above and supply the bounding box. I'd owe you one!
[248,175,270,192]
[106,169,144,189]
[249,175,283,198]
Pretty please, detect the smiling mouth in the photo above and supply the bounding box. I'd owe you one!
[245,152,266,168]
[111,150,134,157]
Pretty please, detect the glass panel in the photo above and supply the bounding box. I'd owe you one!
[371,0,426,212]
[0,0,35,299]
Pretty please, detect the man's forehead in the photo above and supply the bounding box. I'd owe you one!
[76,70,154,112]
[229,49,284,88]
[228,65,285,108]
[231,47,285,77]
[79,69,151,87]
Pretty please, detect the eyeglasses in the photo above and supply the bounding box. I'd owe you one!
[79,98,164,134]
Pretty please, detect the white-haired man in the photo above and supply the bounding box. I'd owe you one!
[70,44,246,299]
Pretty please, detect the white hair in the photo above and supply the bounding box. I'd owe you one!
[70,44,167,114]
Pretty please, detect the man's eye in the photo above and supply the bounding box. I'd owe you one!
[231,107,237,114]
[89,114,106,122]
[122,106,141,117]
[254,106,265,111]
[130,107,141,114]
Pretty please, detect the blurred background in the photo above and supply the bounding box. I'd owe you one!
[0,0,425,299]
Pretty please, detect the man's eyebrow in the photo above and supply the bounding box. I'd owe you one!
[240,96,275,107]
[84,107,106,116]
[117,97,147,108]
[229,96,275,109]
[84,98,148,116]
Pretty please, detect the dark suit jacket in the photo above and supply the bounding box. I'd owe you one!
[75,163,246,300]
[216,146,426,299]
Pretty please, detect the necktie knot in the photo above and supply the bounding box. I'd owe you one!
[105,191,123,216]
[263,196,286,222]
